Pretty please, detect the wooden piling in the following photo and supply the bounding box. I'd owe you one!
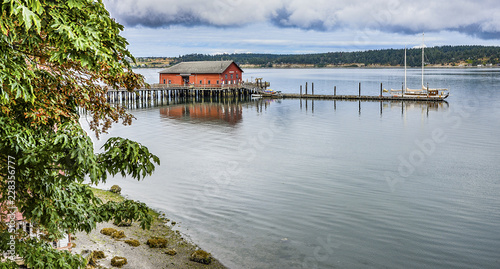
[312,83,314,95]
[359,82,361,97]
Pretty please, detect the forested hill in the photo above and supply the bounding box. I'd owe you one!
[164,46,500,68]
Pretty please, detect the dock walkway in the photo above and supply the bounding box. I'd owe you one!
[282,94,447,101]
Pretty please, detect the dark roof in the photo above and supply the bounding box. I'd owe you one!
[159,61,242,74]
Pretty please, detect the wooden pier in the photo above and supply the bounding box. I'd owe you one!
[106,81,448,106]
[283,82,449,102]
[105,83,263,106]
[282,93,447,101]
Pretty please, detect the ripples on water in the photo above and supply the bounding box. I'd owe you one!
[82,68,500,269]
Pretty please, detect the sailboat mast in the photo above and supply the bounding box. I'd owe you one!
[422,33,425,88]
[404,46,407,95]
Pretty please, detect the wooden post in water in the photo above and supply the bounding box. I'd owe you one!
[380,83,383,96]
[300,85,302,96]
[359,82,361,97]
[305,82,308,95]
[334,86,336,96]
[312,83,314,95]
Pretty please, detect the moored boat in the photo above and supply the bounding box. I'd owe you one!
[388,33,449,101]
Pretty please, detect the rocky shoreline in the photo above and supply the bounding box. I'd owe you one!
[72,187,227,269]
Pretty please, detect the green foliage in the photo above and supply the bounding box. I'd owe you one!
[16,239,86,268]
[0,0,158,268]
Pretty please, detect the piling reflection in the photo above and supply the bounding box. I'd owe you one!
[300,98,449,116]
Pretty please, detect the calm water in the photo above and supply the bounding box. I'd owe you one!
[83,68,500,269]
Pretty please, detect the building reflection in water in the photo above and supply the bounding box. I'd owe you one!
[160,102,244,126]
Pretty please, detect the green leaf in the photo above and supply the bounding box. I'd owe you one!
[20,5,41,32]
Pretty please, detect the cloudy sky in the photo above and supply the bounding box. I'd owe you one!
[103,0,500,57]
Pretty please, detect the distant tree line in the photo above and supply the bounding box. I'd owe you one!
[168,46,500,67]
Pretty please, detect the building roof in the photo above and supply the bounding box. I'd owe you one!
[159,61,242,74]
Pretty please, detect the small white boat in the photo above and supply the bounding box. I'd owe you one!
[260,89,283,98]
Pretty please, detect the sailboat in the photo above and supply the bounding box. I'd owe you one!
[389,33,449,100]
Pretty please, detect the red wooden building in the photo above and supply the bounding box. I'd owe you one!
[159,61,243,86]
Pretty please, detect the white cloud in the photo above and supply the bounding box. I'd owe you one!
[105,0,500,39]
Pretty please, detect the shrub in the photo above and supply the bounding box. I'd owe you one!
[190,250,212,264]
[111,256,128,268]
[124,239,140,247]
[100,228,117,236]
[146,237,167,248]
[110,185,122,194]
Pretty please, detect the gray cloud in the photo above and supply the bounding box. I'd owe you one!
[104,0,500,39]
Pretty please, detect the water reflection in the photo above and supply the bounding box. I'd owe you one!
[301,98,449,116]
[160,103,243,126]
[159,98,281,126]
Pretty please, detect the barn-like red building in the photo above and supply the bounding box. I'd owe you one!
[159,61,243,86]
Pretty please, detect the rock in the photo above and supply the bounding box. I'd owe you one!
[146,237,168,248]
[92,250,106,259]
[100,228,117,236]
[165,249,177,256]
[80,249,92,260]
[109,185,122,194]
[87,250,106,267]
[111,230,126,239]
[110,256,128,268]
[124,239,140,247]
[190,250,212,265]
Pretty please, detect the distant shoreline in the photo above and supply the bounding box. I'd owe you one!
[133,65,500,69]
